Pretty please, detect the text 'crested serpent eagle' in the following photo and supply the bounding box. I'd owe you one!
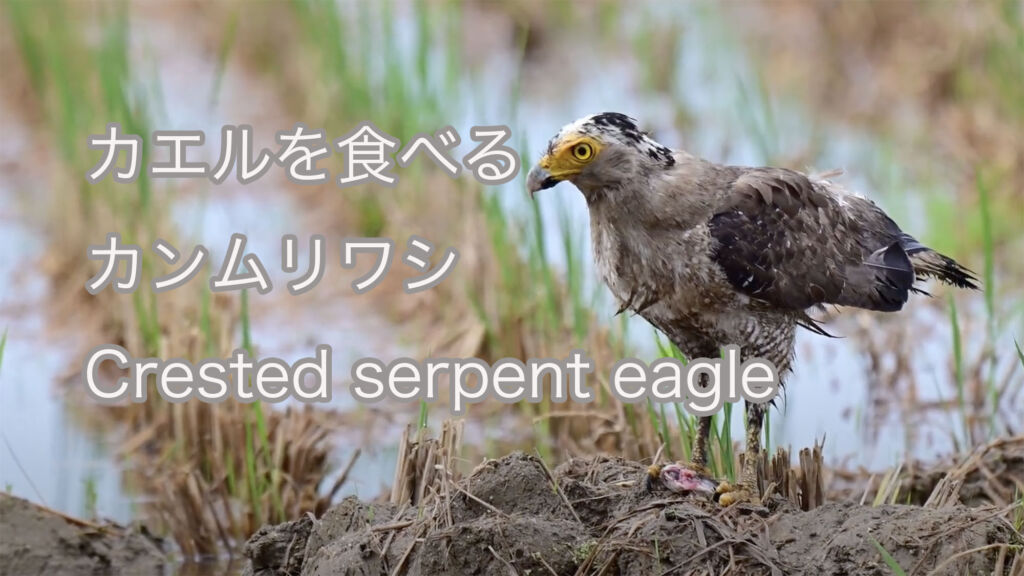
[527,112,977,506]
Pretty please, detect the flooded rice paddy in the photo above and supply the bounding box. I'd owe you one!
[0,2,1019,571]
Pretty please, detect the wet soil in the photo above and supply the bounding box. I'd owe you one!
[0,493,165,576]
[240,452,1020,576]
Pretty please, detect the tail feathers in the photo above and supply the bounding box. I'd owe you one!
[838,237,977,315]
[903,243,980,290]
[911,252,979,289]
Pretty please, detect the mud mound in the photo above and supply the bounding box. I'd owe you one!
[0,493,165,576]
[242,452,1021,576]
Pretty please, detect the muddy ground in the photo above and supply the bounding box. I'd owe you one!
[241,452,1021,576]
[0,493,165,576]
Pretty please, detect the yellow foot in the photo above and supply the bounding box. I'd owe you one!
[715,482,756,507]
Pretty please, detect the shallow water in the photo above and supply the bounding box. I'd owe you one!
[0,3,411,555]
[0,102,138,524]
[147,1,421,513]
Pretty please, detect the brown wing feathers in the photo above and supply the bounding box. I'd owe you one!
[707,168,971,324]
[709,169,849,311]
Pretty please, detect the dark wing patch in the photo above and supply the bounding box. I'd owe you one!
[709,169,848,310]
[709,168,915,319]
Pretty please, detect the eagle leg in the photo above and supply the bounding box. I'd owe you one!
[688,415,714,475]
[717,402,765,507]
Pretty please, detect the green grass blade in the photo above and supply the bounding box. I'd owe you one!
[948,295,967,442]
[869,537,907,576]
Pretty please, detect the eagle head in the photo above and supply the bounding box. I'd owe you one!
[527,112,676,199]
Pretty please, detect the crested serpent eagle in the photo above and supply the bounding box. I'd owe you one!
[526,112,978,506]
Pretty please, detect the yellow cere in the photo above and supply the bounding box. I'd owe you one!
[540,134,603,179]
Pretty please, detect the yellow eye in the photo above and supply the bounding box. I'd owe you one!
[571,142,593,161]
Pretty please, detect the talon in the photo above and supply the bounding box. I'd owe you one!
[645,464,663,492]
[715,482,755,507]
[718,490,748,507]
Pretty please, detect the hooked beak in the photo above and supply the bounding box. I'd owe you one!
[526,161,559,198]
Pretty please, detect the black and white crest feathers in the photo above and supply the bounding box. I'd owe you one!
[550,112,676,168]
